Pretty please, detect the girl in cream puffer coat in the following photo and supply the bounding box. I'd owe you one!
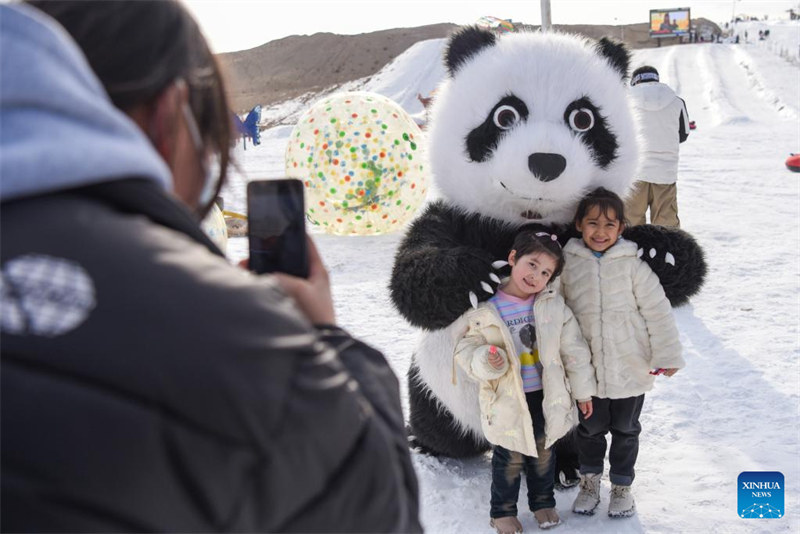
[453,230,596,531]
[561,188,685,519]
[454,289,596,456]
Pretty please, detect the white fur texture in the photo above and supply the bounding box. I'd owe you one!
[414,317,485,439]
[428,31,640,226]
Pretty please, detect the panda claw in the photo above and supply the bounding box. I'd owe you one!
[489,272,501,284]
[649,248,656,259]
[480,281,494,294]
[469,291,479,309]
[637,248,644,258]
[492,260,509,269]
[665,252,675,266]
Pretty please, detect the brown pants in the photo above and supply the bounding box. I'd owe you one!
[625,181,680,228]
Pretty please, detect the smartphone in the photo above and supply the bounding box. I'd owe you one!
[247,179,308,278]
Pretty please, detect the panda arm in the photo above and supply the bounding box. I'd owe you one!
[622,225,707,306]
[389,201,511,329]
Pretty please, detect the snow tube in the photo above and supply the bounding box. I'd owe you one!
[786,153,800,173]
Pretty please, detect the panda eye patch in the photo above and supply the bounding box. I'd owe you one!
[493,105,521,130]
[465,95,528,162]
[568,108,595,132]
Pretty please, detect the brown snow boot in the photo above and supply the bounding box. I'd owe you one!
[490,515,523,533]
[533,508,561,529]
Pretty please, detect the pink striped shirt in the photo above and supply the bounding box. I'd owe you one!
[489,289,543,392]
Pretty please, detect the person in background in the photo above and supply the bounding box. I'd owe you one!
[1,2,421,532]
[625,65,690,228]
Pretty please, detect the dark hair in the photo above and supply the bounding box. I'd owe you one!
[27,0,232,217]
[573,187,627,228]
[510,229,565,280]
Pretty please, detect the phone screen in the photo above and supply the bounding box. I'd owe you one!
[247,179,308,277]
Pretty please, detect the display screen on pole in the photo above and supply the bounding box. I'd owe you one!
[649,8,691,37]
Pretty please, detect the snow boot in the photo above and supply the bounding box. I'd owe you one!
[489,516,523,534]
[571,473,601,515]
[608,484,636,518]
[533,508,561,529]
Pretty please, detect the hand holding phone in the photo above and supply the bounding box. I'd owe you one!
[270,236,335,325]
[247,179,309,278]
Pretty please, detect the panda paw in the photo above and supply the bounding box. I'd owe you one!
[469,279,495,310]
[468,261,508,309]
[637,247,676,266]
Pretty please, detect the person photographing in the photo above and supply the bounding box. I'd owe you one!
[1,2,421,531]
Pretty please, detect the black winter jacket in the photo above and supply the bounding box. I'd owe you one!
[1,179,422,532]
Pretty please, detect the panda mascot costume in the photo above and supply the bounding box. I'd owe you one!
[390,27,706,486]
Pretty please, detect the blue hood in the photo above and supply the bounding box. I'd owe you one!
[0,3,171,202]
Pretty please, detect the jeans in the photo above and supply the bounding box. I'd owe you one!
[490,390,555,517]
[576,395,645,486]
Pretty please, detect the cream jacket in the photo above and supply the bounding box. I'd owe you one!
[560,238,685,399]
[453,287,596,457]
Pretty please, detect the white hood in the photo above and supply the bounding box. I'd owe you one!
[630,82,678,111]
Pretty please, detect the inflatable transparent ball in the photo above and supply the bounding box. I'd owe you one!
[285,92,427,235]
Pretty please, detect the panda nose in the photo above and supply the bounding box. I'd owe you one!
[528,153,566,182]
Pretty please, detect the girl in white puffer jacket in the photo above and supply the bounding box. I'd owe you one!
[454,229,596,532]
[560,187,685,520]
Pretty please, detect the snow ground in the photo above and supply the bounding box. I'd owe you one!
[219,21,800,533]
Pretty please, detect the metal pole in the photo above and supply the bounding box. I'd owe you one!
[541,0,552,32]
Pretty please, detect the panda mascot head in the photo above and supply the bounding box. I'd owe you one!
[427,27,639,227]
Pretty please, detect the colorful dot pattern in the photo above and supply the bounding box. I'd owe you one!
[285,92,428,236]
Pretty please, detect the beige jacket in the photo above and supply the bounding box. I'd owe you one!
[453,287,596,457]
[560,238,685,399]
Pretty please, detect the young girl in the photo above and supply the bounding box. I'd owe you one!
[453,229,596,533]
[560,187,685,519]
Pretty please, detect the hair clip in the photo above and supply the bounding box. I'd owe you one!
[534,232,561,247]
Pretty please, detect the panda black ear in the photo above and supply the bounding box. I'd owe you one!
[445,26,497,76]
[596,37,631,81]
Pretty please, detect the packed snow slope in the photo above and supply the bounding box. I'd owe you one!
[221,21,800,533]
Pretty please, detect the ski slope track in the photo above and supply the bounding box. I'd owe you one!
[221,20,800,533]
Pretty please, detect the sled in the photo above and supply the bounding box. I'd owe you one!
[786,153,800,173]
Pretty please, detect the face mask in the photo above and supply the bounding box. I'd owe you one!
[180,100,218,213]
